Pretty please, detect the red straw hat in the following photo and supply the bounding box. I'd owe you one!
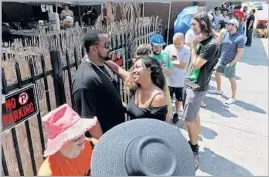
[42,104,97,157]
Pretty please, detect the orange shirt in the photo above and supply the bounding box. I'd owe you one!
[38,140,93,176]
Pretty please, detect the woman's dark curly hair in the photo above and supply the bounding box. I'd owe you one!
[193,12,213,36]
[135,55,165,90]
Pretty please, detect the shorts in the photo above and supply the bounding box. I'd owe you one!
[216,61,236,78]
[183,88,206,122]
[169,87,183,102]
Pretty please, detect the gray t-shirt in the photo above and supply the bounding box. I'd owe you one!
[164,44,190,87]
[220,32,245,65]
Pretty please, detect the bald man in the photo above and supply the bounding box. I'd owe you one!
[164,33,190,123]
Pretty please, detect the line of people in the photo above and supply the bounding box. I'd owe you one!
[37,10,246,175]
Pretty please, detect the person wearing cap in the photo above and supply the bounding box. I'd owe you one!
[72,30,125,139]
[90,118,196,176]
[210,19,244,105]
[150,33,173,76]
[37,104,98,176]
[185,12,219,170]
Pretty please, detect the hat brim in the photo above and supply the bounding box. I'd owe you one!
[91,119,195,176]
[227,23,238,28]
[44,117,97,157]
[151,42,166,46]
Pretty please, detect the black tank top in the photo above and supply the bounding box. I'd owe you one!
[126,93,168,121]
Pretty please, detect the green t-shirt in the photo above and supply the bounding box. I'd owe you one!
[153,51,173,69]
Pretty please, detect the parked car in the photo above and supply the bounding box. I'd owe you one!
[250,2,263,10]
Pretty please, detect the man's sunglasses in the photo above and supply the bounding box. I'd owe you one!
[93,42,111,50]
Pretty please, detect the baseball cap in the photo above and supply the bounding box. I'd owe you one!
[227,19,239,28]
[150,33,166,46]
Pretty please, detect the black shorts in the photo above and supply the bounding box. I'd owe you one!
[169,87,183,102]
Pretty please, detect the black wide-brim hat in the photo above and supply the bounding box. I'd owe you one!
[91,119,195,176]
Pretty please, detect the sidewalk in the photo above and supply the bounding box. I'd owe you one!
[175,37,268,176]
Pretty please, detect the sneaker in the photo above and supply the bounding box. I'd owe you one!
[193,151,200,170]
[224,98,236,105]
[209,89,223,95]
[172,113,179,124]
[201,101,208,108]
[188,141,200,171]
[178,110,184,117]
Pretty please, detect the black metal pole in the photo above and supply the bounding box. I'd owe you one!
[50,50,66,107]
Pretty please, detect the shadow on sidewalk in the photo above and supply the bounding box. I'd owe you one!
[174,122,218,141]
[200,126,218,140]
[211,75,242,82]
[234,100,267,114]
[204,96,238,118]
[199,147,253,176]
[239,38,268,67]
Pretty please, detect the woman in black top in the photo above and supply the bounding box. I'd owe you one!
[106,47,171,122]
[124,55,170,121]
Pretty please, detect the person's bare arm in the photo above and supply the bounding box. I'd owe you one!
[171,59,188,69]
[150,94,166,107]
[212,28,220,38]
[171,50,190,69]
[150,94,169,121]
[191,43,207,70]
[212,28,224,44]
[88,121,103,139]
[105,60,129,80]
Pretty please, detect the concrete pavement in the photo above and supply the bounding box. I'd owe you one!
[173,4,269,175]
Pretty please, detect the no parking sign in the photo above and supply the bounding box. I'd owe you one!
[2,84,39,131]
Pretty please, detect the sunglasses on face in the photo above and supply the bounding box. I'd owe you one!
[93,42,111,50]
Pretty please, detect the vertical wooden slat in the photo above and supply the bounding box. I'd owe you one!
[28,59,46,154]
[40,55,52,112]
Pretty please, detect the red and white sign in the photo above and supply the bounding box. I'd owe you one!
[18,92,29,105]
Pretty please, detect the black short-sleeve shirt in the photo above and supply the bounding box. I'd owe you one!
[195,35,219,92]
[246,14,255,29]
[72,59,125,133]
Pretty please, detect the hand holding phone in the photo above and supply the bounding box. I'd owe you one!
[172,55,177,61]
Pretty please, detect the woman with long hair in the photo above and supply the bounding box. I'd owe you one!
[105,46,171,122]
[125,55,170,122]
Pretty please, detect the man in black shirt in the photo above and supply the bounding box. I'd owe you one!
[245,9,256,47]
[72,30,125,139]
[183,12,218,170]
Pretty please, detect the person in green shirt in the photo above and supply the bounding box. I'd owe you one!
[150,33,172,76]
